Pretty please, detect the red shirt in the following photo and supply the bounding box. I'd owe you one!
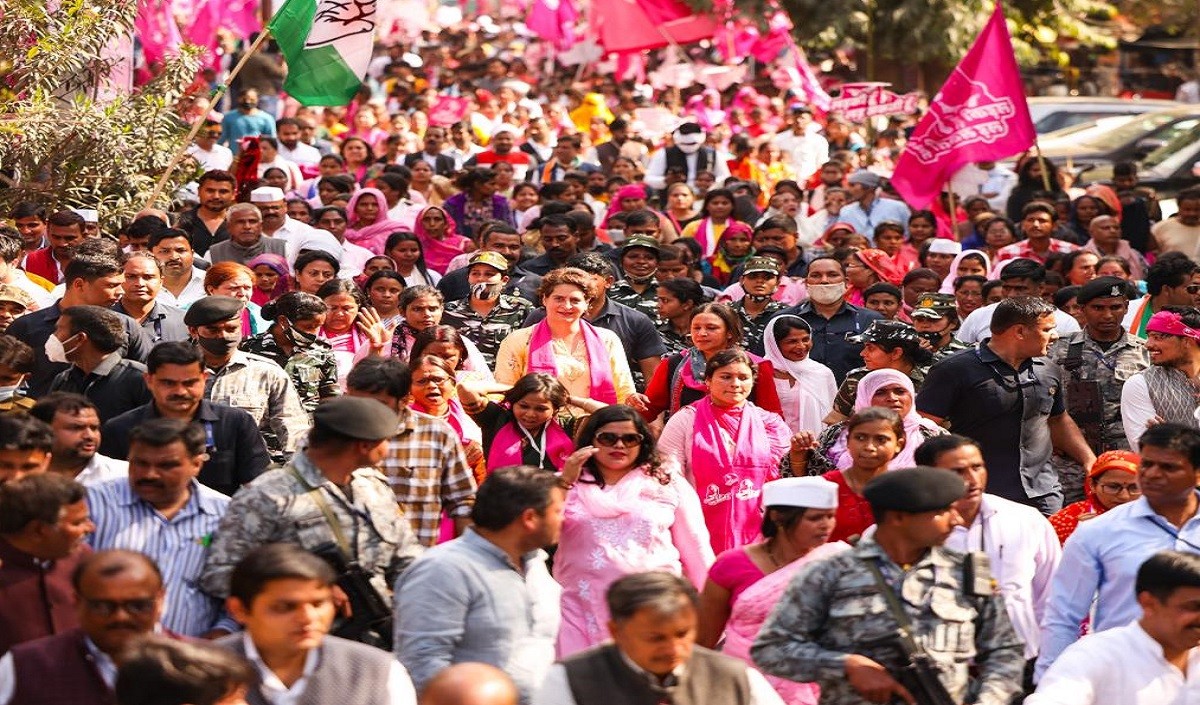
[825,470,877,544]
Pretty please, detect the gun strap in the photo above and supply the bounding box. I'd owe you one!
[289,467,353,560]
[860,558,924,655]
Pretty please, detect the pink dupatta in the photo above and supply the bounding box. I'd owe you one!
[527,319,618,404]
[344,188,402,255]
[689,398,781,553]
[414,205,472,275]
[489,417,574,471]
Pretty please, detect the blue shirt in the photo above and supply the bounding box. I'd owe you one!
[220,110,276,152]
[1037,494,1200,680]
[837,197,912,243]
[86,478,230,636]
[393,528,561,704]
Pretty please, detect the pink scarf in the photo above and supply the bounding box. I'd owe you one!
[410,398,482,445]
[489,418,574,471]
[344,188,402,254]
[689,397,779,552]
[528,319,618,404]
[692,218,725,258]
[414,205,472,275]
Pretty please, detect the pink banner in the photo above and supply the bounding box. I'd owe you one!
[890,3,1034,208]
[831,82,921,123]
[526,0,577,49]
[428,95,471,126]
[135,0,182,67]
[590,0,715,54]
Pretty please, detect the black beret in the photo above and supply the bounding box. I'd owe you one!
[1076,276,1131,305]
[183,296,245,327]
[312,397,399,441]
[862,466,965,513]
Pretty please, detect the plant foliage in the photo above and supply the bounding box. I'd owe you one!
[0,0,202,224]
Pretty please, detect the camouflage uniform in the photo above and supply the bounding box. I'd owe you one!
[751,538,1025,705]
[240,332,340,414]
[199,450,423,603]
[441,295,532,370]
[932,337,972,363]
[731,299,787,355]
[1046,330,1149,503]
[609,279,661,323]
[657,322,691,357]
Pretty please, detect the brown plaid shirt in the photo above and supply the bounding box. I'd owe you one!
[378,408,476,547]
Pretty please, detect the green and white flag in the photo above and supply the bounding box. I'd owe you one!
[268,0,377,106]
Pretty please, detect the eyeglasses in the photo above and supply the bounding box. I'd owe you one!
[413,376,453,387]
[1097,482,1141,496]
[594,432,644,447]
[1186,285,1200,294]
[83,598,157,617]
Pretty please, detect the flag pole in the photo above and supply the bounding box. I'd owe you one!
[946,188,958,238]
[1032,140,1053,193]
[143,29,274,209]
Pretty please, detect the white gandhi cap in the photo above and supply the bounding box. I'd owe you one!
[762,477,838,509]
[249,186,286,203]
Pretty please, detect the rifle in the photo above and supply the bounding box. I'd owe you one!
[311,542,395,650]
[860,559,958,705]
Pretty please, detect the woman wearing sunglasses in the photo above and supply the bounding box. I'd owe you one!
[554,405,714,658]
[658,348,794,554]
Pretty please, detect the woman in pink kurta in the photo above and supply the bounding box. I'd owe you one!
[555,405,714,658]
[658,348,794,554]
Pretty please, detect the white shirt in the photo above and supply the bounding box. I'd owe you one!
[644,147,731,190]
[278,141,322,167]
[956,301,1081,344]
[534,651,785,705]
[74,453,128,487]
[186,142,234,171]
[243,634,416,705]
[774,128,829,182]
[1118,372,1195,451]
[944,494,1061,659]
[1028,621,1200,705]
[157,266,208,309]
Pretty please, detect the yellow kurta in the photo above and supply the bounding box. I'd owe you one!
[494,325,635,416]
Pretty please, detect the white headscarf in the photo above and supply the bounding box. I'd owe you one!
[762,314,837,435]
[939,249,992,293]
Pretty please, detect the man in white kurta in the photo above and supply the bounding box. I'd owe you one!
[1028,550,1200,705]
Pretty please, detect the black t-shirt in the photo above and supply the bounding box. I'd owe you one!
[916,344,1065,503]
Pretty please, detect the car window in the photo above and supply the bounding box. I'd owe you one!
[1075,113,1180,152]
[1142,120,1200,174]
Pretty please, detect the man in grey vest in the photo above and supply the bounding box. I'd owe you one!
[1121,306,1200,449]
[219,543,417,705]
[533,572,784,705]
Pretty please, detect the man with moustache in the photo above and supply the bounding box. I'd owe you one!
[177,171,236,257]
[915,434,1062,692]
[0,550,168,705]
[101,342,269,497]
[149,229,208,309]
[87,419,232,637]
[30,393,127,486]
[0,474,94,655]
[205,204,287,268]
[114,251,189,344]
[1121,307,1200,449]
[1038,423,1200,680]
[519,215,579,276]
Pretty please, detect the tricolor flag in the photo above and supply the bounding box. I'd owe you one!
[889,3,1034,209]
[268,0,377,106]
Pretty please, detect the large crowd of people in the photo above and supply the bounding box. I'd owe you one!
[4,19,1200,705]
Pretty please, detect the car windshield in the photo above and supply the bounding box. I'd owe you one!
[1142,119,1200,174]
[1075,113,1179,151]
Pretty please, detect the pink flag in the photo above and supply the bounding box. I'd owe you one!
[527,0,577,49]
[428,96,472,126]
[890,3,1034,209]
[135,0,182,67]
[591,0,716,54]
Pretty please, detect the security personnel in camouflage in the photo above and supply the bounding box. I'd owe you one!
[199,396,423,620]
[238,292,341,415]
[609,235,663,323]
[752,467,1025,705]
[441,251,532,370]
[0,333,35,413]
[1046,277,1148,503]
[731,256,787,356]
[911,293,971,362]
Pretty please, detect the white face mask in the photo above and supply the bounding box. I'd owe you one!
[471,282,504,300]
[675,140,703,155]
[45,333,79,364]
[807,282,847,305]
[0,383,21,401]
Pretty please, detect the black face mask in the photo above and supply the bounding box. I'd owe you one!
[196,335,240,357]
[286,325,319,349]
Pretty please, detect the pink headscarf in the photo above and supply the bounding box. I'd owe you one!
[413,204,472,275]
[600,184,649,228]
[828,369,943,471]
[344,188,401,254]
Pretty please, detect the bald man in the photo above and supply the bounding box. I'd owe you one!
[419,664,519,705]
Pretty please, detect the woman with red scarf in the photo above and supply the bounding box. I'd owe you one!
[1048,450,1142,544]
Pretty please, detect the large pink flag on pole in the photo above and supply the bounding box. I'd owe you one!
[889,3,1034,209]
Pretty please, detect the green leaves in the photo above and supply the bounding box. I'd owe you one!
[0,0,202,226]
